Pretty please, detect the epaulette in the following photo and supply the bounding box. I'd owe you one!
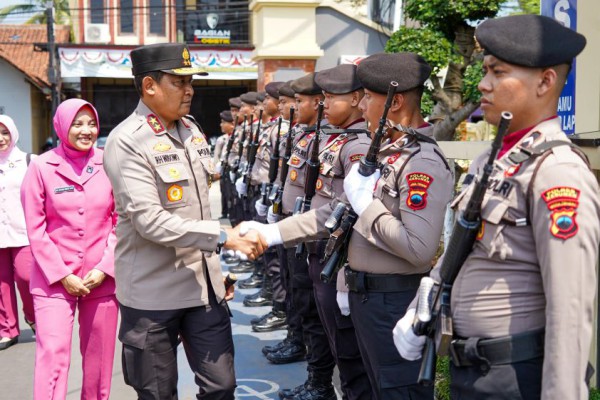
[321,128,369,135]
[508,140,589,166]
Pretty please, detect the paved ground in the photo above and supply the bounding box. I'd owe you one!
[0,182,341,399]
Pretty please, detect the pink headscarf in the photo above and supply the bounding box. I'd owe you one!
[53,99,100,173]
[0,115,20,163]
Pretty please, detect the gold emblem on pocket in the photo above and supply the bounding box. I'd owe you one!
[168,167,181,180]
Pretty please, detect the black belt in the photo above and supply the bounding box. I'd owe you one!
[450,329,544,369]
[344,268,425,293]
[305,239,327,256]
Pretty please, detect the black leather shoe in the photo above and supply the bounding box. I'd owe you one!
[237,273,264,289]
[278,383,307,399]
[229,261,256,274]
[293,383,336,400]
[0,336,18,351]
[266,341,306,364]
[243,289,273,307]
[262,337,291,355]
[252,310,287,332]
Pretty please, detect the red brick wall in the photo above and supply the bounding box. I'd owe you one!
[256,58,317,90]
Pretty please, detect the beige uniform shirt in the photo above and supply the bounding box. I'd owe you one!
[250,118,288,186]
[103,101,224,310]
[213,133,228,167]
[442,118,599,399]
[281,124,311,215]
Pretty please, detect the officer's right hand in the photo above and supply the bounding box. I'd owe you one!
[60,274,91,296]
[239,220,283,247]
[255,199,268,217]
[336,291,350,316]
[392,308,426,361]
[235,177,247,197]
[224,225,268,260]
[266,205,279,224]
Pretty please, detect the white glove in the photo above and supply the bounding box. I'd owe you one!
[392,308,426,361]
[255,198,268,217]
[336,291,350,316]
[216,164,223,175]
[266,205,279,224]
[240,220,283,247]
[234,250,248,261]
[229,171,236,182]
[235,177,247,197]
[343,163,380,216]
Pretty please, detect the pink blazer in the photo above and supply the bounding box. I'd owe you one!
[21,146,116,299]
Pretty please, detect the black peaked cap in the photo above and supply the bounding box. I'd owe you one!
[290,73,322,95]
[278,81,295,98]
[357,52,432,94]
[131,43,207,76]
[265,81,284,99]
[220,110,233,122]
[240,91,259,105]
[315,64,362,94]
[475,14,586,68]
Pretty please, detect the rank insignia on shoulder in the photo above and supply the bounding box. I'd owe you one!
[406,173,433,211]
[504,163,521,177]
[541,186,580,239]
[290,170,298,182]
[167,184,183,202]
[520,131,542,149]
[153,142,172,152]
[349,154,363,163]
[147,114,165,134]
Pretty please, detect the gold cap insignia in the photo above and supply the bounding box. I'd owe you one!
[182,48,191,66]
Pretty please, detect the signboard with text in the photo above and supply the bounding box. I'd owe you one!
[541,0,577,134]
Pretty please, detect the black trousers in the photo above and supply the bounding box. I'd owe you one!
[286,248,335,381]
[308,254,372,400]
[349,289,434,400]
[450,357,543,400]
[119,291,235,400]
[277,244,303,340]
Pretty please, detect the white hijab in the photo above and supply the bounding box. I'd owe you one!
[0,115,25,166]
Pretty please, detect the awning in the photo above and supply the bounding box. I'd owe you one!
[59,47,258,80]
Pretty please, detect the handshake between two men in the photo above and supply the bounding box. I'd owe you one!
[222,220,284,261]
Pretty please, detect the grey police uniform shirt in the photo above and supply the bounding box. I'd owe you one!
[103,101,224,310]
[280,123,311,215]
[432,118,599,400]
[213,133,228,167]
[250,118,289,186]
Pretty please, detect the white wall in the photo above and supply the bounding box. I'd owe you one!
[0,59,33,153]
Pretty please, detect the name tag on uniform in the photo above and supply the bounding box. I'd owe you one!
[54,185,75,194]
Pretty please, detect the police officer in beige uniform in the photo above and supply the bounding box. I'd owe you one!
[394,15,600,400]
[103,43,266,399]
[214,110,233,219]
[243,53,453,399]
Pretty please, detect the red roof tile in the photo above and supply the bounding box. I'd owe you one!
[0,24,70,89]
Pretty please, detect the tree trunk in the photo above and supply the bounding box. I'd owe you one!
[432,101,480,141]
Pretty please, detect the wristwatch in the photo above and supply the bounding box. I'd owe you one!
[216,229,228,254]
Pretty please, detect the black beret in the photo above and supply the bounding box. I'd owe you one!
[315,64,362,94]
[475,15,586,68]
[357,52,431,94]
[228,97,242,109]
[220,110,233,122]
[265,81,284,99]
[240,91,258,105]
[257,91,267,102]
[131,43,208,76]
[278,81,295,98]
[291,73,322,95]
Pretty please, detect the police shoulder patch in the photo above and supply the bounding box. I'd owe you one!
[349,154,363,163]
[405,172,434,211]
[541,186,580,239]
[147,114,165,134]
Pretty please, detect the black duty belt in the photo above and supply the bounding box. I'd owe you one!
[305,239,327,256]
[450,329,544,369]
[344,268,425,293]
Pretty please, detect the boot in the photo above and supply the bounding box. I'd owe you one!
[293,376,336,400]
[243,286,273,307]
[237,272,264,289]
[229,260,256,274]
[252,310,287,332]
[266,340,306,364]
[278,371,314,399]
[262,335,294,356]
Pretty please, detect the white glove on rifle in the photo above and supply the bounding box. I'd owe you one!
[336,291,350,316]
[343,163,380,216]
[216,164,223,175]
[392,308,426,361]
[240,221,283,247]
[229,171,236,182]
[267,205,279,224]
[235,177,247,197]
[255,198,268,217]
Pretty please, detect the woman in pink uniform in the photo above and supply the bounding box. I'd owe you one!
[0,115,36,350]
[21,99,118,400]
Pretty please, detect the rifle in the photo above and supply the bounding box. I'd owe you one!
[221,115,239,178]
[320,81,398,282]
[295,102,325,258]
[413,111,512,386]
[271,107,295,215]
[244,109,264,190]
[233,115,248,176]
[262,116,283,205]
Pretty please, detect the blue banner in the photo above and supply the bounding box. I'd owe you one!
[541,0,577,134]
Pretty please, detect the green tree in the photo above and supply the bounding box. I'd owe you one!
[0,0,71,25]
[386,0,538,140]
